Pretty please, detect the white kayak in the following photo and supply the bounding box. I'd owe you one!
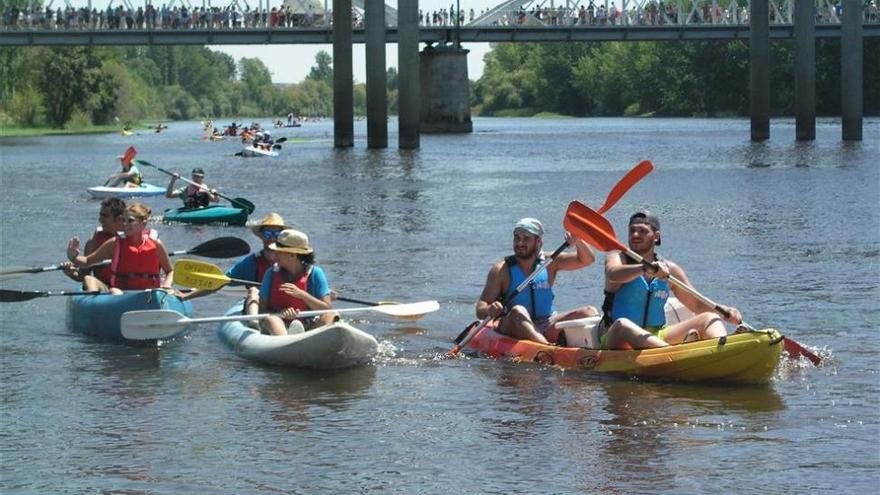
[216,303,378,369]
[238,146,278,158]
[87,182,165,199]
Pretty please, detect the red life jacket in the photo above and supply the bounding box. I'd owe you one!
[267,268,309,319]
[110,229,161,290]
[89,229,115,284]
[254,253,272,283]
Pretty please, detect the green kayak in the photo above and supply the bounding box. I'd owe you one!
[163,205,248,226]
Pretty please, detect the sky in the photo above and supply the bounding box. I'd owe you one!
[212,0,500,83]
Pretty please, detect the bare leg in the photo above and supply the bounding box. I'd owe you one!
[82,275,108,293]
[260,315,288,336]
[660,312,727,344]
[496,306,549,344]
[605,318,669,349]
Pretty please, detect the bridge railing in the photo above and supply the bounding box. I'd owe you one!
[1,0,878,31]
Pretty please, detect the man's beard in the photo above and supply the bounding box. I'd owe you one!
[514,245,539,260]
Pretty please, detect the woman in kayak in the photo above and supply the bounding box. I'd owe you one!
[255,229,336,336]
[165,167,219,209]
[105,155,142,188]
[598,210,742,349]
[66,203,175,295]
[61,197,127,287]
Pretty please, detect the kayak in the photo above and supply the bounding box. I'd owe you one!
[457,300,784,384]
[163,205,248,226]
[121,129,134,136]
[238,146,278,157]
[67,289,192,343]
[87,182,166,199]
[216,303,379,368]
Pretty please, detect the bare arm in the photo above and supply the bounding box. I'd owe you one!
[165,175,180,198]
[604,251,644,289]
[68,237,115,267]
[155,240,174,289]
[551,233,595,273]
[475,261,506,319]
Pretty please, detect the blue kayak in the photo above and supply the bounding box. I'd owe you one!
[163,205,249,226]
[87,183,166,199]
[66,289,192,343]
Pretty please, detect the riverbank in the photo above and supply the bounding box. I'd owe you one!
[0,124,125,138]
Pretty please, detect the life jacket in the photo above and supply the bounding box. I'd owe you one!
[253,253,272,283]
[184,184,212,209]
[503,254,554,321]
[89,229,115,284]
[109,229,161,290]
[123,165,142,185]
[267,267,310,321]
[602,254,670,329]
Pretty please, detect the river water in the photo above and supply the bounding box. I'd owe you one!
[0,117,878,494]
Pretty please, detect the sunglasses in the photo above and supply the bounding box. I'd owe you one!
[261,229,282,240]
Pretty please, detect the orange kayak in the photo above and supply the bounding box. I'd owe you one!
[459,322,784,384]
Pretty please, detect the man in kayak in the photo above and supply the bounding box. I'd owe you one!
[67,203,175,294]
[179,212,288,306]
[598,210,742,349]
[255,229,336,336]
[61,197,127,286]
[475,218,597,344]
[105,155,142,188]
[165,167,219,209]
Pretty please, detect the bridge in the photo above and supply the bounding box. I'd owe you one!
[1,0,874,146]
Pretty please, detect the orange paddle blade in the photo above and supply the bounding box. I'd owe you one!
[597,160,654,214]
[122,146,137,166]
[564,201,627,252]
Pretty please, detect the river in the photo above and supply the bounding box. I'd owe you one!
[1,117,878,494]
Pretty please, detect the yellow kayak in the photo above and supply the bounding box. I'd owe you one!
[459,323,784,384]
[121,129,134,136]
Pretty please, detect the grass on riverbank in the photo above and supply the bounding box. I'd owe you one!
[0,125,124,138]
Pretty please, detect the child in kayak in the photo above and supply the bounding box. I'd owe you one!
[254,229,336,336]
[105,154,142,188]
[66,203,175,295]
[165,167,219,209]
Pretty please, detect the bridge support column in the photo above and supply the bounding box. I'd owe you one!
[398,0,420,149]
[420,45,473,134]
[794,0,815,140]
[365,0,387,148]
[750,0,770,141]
[333,0,354,148]
[841,0,862,141]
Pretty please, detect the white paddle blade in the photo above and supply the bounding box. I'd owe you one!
[371,300,440,318]
[121,310,192,340]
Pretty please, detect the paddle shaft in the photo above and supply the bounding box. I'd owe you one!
[0,289,102,302]
[450,241,569,355]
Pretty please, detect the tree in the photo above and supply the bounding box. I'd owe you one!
[307,50,333,83]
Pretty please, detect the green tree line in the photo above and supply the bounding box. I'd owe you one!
[473,39,879,117]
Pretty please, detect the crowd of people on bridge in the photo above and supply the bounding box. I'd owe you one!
[2,0,877,31]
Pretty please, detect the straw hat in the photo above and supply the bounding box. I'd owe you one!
[250,212,289,237]
[269,229,313,255]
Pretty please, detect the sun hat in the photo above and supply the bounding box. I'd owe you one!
[514,218,544,238]
[269,229,313,255]
[191,167,205,176]
[629,210,661,245]
[250,212,289,237]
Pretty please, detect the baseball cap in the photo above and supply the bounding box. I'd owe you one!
[514,218,544,238]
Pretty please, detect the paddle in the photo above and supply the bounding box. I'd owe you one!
[134,159,256,214]
[121,301,441,340]
[563,200,822,367]
[0,237,251,280]
[448,161,655,356]
[0,289,102,302]
[173,259,432,321]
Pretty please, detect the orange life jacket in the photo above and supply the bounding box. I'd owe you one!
[254,253,272,283]
[89,229,115,284]
[267,268,309,321]
[110,229,161,290]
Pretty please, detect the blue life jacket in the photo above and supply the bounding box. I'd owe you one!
[603,255,670,329]
[503,255,554,321]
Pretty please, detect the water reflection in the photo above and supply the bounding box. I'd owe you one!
[475,363,557,442]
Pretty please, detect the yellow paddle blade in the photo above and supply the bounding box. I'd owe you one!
[173,258,231,290]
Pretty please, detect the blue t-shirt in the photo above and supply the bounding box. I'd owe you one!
[259,265,330,302]
[226,253,260,283]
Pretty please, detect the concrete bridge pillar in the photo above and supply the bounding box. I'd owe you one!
[841,0,863,141]
[750,0,770,141]
[398,0,420,149]
[365,0,387,148]
[794,0,815,140]
[419,45,473,134]
[333,0,354,148]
